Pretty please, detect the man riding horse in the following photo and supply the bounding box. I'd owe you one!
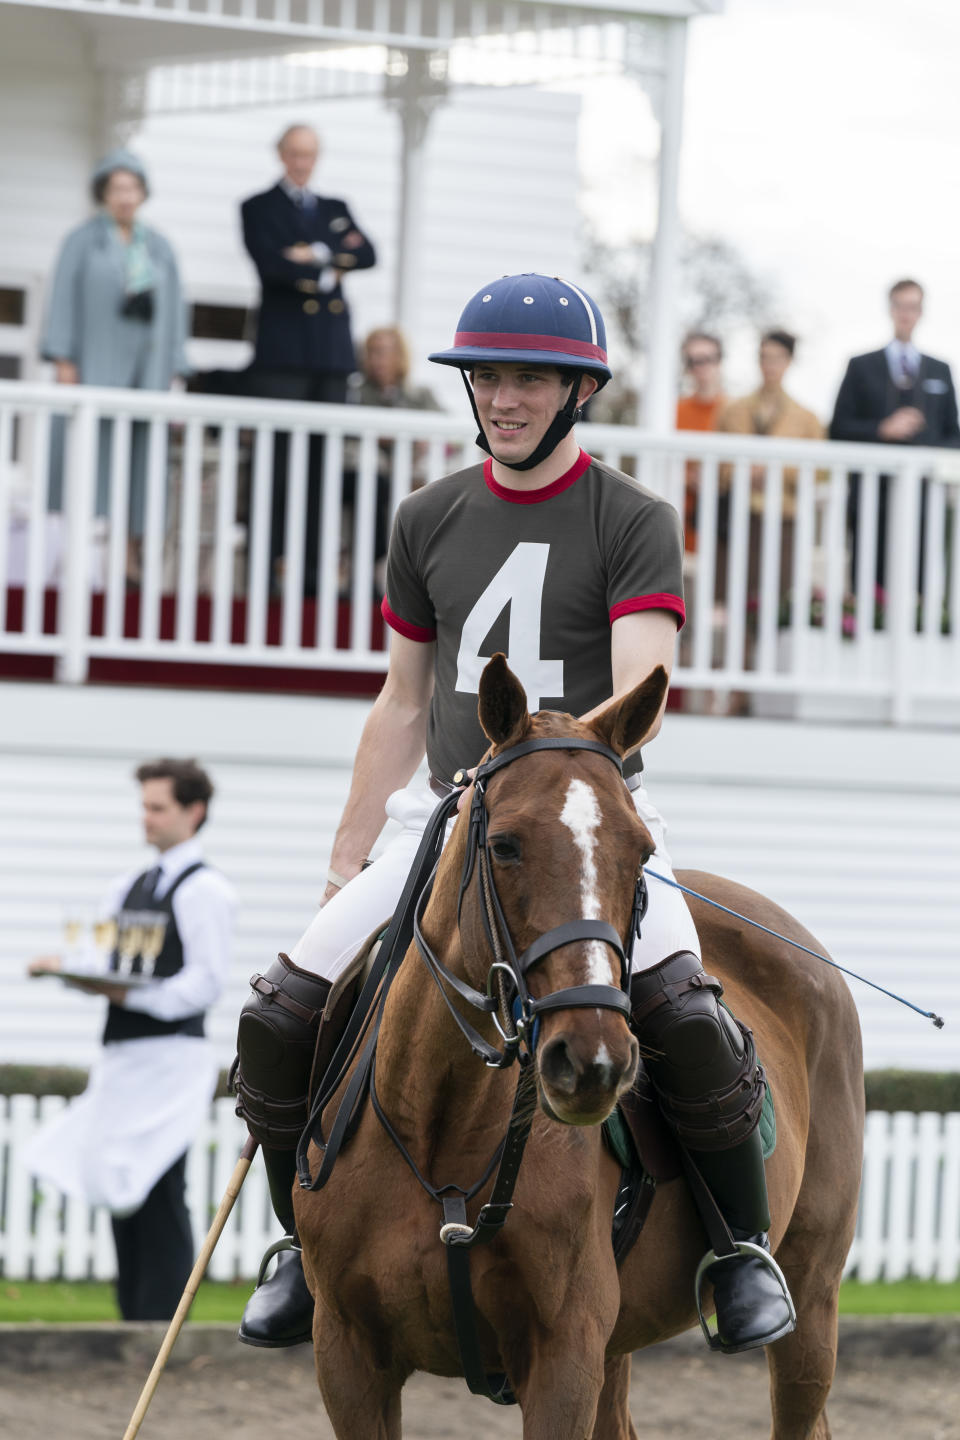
[233,273,796,1355]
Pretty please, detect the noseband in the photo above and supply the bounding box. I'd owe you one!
[414,735,648,1068]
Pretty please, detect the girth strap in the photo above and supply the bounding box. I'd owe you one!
[439,1061,538,1407]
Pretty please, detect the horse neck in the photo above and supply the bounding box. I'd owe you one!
[373,817,513,1165]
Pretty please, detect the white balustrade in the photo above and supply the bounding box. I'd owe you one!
[2,1096,959,1282]
[1,380,958,725]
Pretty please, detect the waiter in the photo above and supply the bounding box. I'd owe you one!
[26,758,236,1322]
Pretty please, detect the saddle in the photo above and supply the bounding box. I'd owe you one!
[604,1060,777,1266]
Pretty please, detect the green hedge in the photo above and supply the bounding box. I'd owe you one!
[3,1064,960,1113]
[0,1065,235,1100]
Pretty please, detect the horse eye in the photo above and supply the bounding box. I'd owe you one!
[489,836,520,864]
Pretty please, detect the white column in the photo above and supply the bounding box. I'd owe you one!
[387,50,448,341]
[642,17,688,434]
[394,97,430,339]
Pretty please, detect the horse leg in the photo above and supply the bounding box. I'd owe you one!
[764,1231,842,1440]
[514,1327,608,1440]
[590,1354,638,1440]
[312,1306,404,1440]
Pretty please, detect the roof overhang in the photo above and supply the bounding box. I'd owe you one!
[3,0,723,69]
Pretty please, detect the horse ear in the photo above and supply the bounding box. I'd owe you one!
[478,654,533,747]
[590,665,669,757]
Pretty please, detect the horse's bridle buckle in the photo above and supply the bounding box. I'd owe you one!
[485,961,522,1058]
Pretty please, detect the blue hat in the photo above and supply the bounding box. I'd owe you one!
[90,148,150,196]
[429,273,611,389]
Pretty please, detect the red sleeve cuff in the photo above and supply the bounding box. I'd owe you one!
[381,597,437,643]
[609,594,686,630]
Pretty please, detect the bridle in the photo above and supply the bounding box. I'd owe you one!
[413,735,648,1069]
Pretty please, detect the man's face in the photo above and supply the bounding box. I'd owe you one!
[140,778,202,853]
[279,128,320,188]
[890,285,923,342]
[759,340,791,389]
[471,363,593,465]
[682,341,722,396]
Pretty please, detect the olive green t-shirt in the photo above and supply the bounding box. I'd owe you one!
[381,449,685,782]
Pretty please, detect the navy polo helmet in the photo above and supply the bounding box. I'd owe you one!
[429,274,612,389]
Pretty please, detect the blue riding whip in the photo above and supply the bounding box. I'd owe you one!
[646,869,946,1029]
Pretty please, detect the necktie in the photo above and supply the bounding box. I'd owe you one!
[142,865,162,899]
[900,349,916,387]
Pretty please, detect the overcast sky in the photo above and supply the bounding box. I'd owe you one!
[580,0,960,418]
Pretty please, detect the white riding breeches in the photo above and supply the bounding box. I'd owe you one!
[290,780,701,982]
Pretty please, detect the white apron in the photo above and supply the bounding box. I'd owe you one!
[23,1034,218,1216]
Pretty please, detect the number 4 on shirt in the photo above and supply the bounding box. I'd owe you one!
[455,542,563,711]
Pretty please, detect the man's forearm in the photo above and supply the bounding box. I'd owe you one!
[329,689,429,875]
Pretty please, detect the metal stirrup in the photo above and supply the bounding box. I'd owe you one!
[693,1240,797,1351]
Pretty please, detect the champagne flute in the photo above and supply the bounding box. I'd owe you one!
[138,918,167,979]
[61,908,90,965]
[117,920,145,977]
[93,916,118,959]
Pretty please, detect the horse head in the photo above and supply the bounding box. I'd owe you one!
[467,653,668,1127]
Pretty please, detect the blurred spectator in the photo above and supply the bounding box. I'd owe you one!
[241,124,376,594]
[830,279,960,586]
[716,329,822,595]
[677,332,726,434]
[343,326,442,595]
[41,149,188,571]
[676,332,726,551]
[711,331,822,713]
[25,758,235,1322]
[355,326,440,414]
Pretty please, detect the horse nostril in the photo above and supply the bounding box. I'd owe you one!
[539,1036,580,1095]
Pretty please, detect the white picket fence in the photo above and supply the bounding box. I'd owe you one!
[2,1096,960,1283]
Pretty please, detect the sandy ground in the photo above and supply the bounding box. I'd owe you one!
[2,1323,960,1439]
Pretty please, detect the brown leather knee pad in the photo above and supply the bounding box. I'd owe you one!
[233,954,331,1150]
[630,951,765,1152]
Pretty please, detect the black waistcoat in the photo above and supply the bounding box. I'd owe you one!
[102,862,206,1045]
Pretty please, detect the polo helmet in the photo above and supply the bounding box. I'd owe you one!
[429,273,612,388]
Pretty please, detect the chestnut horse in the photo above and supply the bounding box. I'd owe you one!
[296,657,864,1440]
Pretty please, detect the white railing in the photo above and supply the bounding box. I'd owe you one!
[3,1096,960,1282]
[1,380,959,724]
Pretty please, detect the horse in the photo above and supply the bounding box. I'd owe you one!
[295,656,864,1440]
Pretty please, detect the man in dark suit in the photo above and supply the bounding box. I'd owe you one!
[242,125,376,591]
[830,278,959,587]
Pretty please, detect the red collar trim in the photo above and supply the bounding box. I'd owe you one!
[483,449,592,504]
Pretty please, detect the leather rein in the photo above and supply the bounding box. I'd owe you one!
[295,733,647,1406]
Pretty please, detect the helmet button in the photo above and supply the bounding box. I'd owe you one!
[523,296,534,304]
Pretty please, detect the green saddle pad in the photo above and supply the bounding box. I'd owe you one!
[603,1081,776,1174]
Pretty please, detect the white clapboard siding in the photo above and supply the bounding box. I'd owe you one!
[2,683,959,1073]
[3,1097,960,1283]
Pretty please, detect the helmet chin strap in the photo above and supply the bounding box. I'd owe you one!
[460,371,583,473]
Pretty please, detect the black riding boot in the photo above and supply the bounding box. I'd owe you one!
[239,1146,315,1347]
[631,951,796,1354]
[233,953,356,1349]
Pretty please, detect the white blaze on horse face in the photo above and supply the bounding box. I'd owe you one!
[559,778,615,988]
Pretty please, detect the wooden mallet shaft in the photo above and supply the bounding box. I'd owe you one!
[121,1134,259,1440]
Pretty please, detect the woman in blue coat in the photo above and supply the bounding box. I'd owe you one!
[42,150,188,540]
